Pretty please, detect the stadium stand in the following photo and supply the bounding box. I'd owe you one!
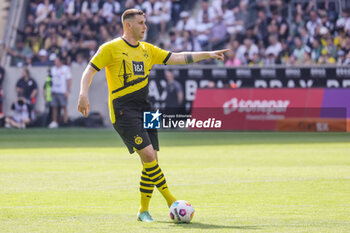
[2,0,350,67]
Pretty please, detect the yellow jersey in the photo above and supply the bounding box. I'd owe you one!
[89,37,171,124]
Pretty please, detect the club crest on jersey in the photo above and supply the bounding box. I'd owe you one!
[143,49,149,58]
[132,61,145,76]
[134,135,143,145]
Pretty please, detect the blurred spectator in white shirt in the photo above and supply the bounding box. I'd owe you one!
[306,10,322,38]
[265,34,282,57]
[336,9,349,30]
[48,56,72,128]
[102,0,120,23]
[197,0,218,24]
[176,11,196,34]
[154,0,172,35]
[35,0,52,24]
[195,12,213,48]
[90,0,101,15]
[236,38,259,63]
[319,10,334,34]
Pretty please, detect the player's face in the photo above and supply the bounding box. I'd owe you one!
[130,15,147,41]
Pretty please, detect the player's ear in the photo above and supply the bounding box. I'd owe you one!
[125,21,132,29]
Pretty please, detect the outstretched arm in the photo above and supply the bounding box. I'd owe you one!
[166,49,229,65]
[78,65,97,117]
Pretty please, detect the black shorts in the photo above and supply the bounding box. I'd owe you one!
[112,99,159,154]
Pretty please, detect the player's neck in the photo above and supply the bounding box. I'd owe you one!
[122,34,139,46]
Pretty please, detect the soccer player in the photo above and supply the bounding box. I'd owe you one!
[78,9,228,222]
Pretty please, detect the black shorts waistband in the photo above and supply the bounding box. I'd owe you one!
[113,86,149,107]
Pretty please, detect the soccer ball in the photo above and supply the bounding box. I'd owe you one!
[169,200,194,223]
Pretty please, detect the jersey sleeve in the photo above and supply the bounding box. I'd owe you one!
[149,44,172,66]
[89,45,111,71]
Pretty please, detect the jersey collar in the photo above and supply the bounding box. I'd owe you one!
[121,37,140,48]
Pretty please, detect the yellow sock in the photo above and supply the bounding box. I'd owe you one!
[143,160,177,207]
[139,167,154,212]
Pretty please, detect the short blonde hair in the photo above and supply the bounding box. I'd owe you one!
[121,9,145,24]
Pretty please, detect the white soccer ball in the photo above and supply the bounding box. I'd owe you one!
[169,200,195,223]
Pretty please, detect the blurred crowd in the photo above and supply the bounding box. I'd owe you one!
[221,0,350,66]
[4,0,350,67]
[5,0,196,67]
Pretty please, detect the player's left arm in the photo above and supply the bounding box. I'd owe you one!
[165,49,229,65]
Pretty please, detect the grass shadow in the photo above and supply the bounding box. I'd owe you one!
[156,221,261,230]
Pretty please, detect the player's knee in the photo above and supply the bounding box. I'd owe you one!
[143,149,156,162]
[144,153,156,163]
[138,145,156,163]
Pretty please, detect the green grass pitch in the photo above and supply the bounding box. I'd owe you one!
[0,129,349,233]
